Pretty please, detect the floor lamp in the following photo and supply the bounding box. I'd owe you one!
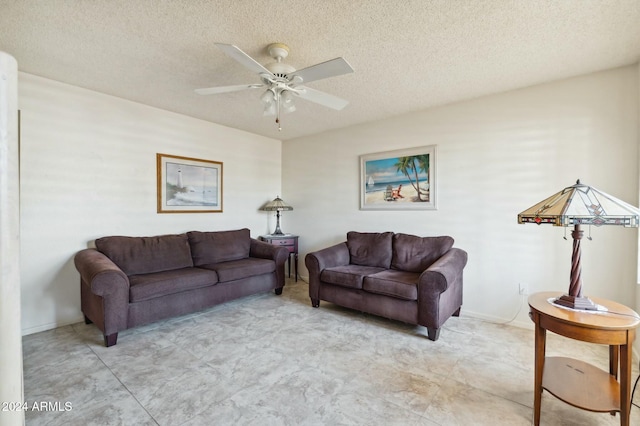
[518,180,640,310]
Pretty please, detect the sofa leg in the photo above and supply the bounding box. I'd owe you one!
[274,287,283,295]
[311,298,319,308]
[104,333,118,347]
[453,307,461,317]
[84,315,93,325]
[427,327,440,341]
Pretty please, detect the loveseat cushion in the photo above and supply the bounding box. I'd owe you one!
[391,234,454,273]
[188,229,251,266]
[346,231,393,268]
[95,234,193,276]
[128,267,219,302]
[199,257,275,282]
[321,264,386,289]
[363,270,420,300]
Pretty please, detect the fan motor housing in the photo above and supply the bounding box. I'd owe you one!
[266,62,295,77]
[266,43,295,77]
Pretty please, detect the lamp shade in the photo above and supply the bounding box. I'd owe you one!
[518,180,640,227]
[262,196,293,212]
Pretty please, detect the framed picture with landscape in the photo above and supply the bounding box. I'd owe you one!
[360,145,436,211]
[156,153,223,213]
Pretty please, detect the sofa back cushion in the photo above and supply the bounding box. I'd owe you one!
[187,228,251,266]
[346,231,393,268]
[95,233,193,276]
[391,233,454,273]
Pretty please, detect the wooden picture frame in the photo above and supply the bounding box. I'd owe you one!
[156,153,223,213]
[360,145,436,210]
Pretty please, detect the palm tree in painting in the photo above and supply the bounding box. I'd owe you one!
[394,155,429,201]
[416,154,430,200]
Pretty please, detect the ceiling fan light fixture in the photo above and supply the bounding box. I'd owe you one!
[261,89,277,116]
[280,90,296,113]
[260,89,275,105]
[263,104,277,117]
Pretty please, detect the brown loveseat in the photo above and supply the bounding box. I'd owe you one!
[305,231,468,341]
[74,228,289,347]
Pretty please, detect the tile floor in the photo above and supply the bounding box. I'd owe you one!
[22,279,640,425]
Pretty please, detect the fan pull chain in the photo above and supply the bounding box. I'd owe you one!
[587,225,593,240]
[563,227,567,240]
[276,91,282,131]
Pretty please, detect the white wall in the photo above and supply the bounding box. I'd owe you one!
[637,63,640,355]
[283,65,639,327]
[19,73,282,335]
[1,52,24,426]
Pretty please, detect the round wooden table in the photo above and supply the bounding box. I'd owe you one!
[528,291,640,426]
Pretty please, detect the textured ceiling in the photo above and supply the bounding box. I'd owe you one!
[1,0,639,141]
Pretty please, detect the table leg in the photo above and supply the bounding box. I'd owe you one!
[609,345,619,380]
[620,341,632,426]
[533,317,546,426]
[294,253,298,282]
[609,345,620,417]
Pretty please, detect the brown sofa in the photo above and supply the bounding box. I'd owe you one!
[305,231,468,341]
[74,228,289,347]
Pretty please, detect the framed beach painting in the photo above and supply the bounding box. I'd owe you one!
[360,145,436,210]
[157,153,223,213]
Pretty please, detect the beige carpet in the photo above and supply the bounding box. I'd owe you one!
[22,279,640,425]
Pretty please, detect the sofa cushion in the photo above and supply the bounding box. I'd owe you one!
[346,231,393,268]
[188,229,251,266]
[199,257,275,282]
[128,267,219,303]
[391,234,454,273]
[363,270,420,300]
[96,234,193,276]
[321,264,386,290]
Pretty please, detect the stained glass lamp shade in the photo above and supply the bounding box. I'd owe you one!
[262,196,293,235]
[518,180,640,310]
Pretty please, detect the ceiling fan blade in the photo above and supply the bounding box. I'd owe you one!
[292,57,354,84]
[195,84,263,95]
[296,86,350,110]
[215,43,273,76]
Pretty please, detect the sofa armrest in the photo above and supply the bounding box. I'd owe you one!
[250,238,289,267]
[250,239,289,289]
[74,248,130,297]
[74,248,130,340]
[305,242,350,302]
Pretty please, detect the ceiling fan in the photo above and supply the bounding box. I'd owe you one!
[195,43,355,131]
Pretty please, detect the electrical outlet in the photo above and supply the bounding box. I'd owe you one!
[519,283,528,295]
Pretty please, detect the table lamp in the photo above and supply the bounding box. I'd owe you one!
[518,180,640,310]
[262,196,293,235]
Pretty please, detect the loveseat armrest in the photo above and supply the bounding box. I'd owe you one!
[417,248,468,338]
[74,248,130,344]
[305,242,350,304]
[418,248,468,294]
[305,242,350,272]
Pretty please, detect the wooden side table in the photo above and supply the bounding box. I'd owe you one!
[528,291,640,426]
[259,234,298,282]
